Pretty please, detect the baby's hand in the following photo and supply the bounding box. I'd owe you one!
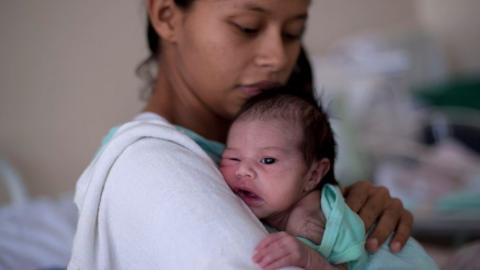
[253,232,312,270]
[286,191,325,244]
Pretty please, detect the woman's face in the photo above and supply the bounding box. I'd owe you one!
[172,0,310,120]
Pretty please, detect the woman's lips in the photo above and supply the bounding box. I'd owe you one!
[237,81,282,97]
[238,86,263,96]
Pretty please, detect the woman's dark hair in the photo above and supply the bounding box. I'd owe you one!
[138,0,315,101]
[236,87,338,189]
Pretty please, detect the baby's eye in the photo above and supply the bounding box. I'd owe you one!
[260,157,277,165]
[221,155,240,164]
[224,156,240,162]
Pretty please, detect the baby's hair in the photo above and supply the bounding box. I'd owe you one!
[236,87,338,189]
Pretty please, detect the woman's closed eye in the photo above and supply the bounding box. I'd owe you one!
[233,24,303,41]
[233,23,260,36]
[282,29,304,42]
[260,157,277,165]
[283,23,306,42]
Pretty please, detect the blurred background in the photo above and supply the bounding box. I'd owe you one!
[1,0,479,269]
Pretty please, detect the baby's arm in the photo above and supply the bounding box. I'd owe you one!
[285,191,325,244]
[253,232,345,270]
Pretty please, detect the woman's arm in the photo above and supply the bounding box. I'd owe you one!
[343,181,413,253]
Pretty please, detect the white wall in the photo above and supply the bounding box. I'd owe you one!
[0,1,146,202]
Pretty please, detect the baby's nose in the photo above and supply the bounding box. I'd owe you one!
[235,162,256,179]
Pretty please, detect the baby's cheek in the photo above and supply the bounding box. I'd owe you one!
[219,165,235,185]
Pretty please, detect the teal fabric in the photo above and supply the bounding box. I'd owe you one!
[352,236,438,270]
[95,126,119,157]
[436,191,480,211]
[267,183,438,269]
[101,127,119,147]
[97,125,225,164]
[297,184,365,265]
[174,126,225,164]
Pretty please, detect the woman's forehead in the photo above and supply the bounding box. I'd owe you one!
[201,0,310,18]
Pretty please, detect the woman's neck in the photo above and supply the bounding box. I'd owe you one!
[143,60,231,143]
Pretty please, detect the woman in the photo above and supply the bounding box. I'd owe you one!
[69,0,413,269]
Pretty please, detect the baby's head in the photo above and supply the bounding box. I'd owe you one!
[220,88,337,219]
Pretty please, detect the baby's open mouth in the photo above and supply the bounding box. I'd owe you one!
[234,188,263,206]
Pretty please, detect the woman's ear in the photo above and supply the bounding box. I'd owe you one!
[147,0,181,42]
[303,158,331,193]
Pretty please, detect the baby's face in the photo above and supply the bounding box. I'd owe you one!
[220,118,311,219]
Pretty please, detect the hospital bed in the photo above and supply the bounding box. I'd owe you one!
[0,158,76,270]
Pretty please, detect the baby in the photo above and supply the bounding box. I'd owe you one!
[220,88,360,269]
[220,88,439,270]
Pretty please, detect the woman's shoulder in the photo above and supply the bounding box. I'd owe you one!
[106,111,209,160]
[74,112,215,211]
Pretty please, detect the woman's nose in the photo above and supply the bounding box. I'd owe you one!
[235,161,256,179]
[254,30,288,72]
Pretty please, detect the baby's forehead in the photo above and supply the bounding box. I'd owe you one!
[234,114,300,129]
[229,117,305,147]
[235,108,304,127]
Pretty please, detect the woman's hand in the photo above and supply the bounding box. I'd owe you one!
[343,180,413,253]
[253,232,339,270]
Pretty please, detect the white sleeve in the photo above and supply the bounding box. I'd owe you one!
[98,138,301,270]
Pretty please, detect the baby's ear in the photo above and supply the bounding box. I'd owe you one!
[304,158,330,193]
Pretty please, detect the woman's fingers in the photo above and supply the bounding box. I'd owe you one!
[344,181,414,253]
[366,198,408,252]
[358,186,390,230]
[389,210,413,253]
[346,181,390,230]
[344,180,371,212]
